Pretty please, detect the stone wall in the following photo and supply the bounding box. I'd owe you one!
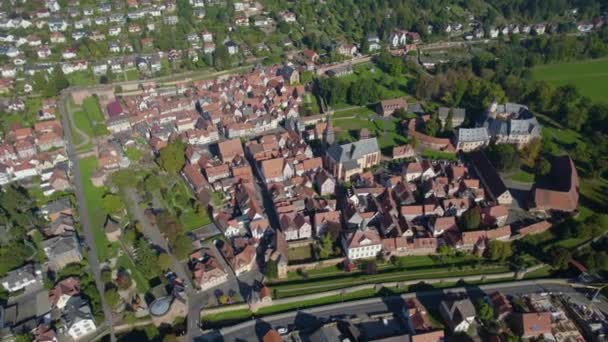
[286,256,345,272]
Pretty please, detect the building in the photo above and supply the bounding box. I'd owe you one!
[515,312,552,338]
[218,139,244,164]
[532,155,579,213]
[469,151,512,205]
[439,297,476,333]
[489,291,512,320]
[60,297,97,340]
[377,98,407,117]
[1,263,42,292]
[342,229,382,260]
[483,101,541,148]
[326,138,381,180]
[42,234,82,270]
[438,107,465,128]
[190,249,229,291]
[455,127,489,152]
[49,277,80,310]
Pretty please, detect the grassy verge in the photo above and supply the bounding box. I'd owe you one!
[79,156,113,260]
[117,254,150,293]
[422,149,458,161]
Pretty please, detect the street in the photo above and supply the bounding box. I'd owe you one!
[59,92,116,342]
[197,279,607,341]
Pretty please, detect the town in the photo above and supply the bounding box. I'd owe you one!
[0,0,608,342]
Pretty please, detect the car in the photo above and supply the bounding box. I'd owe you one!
[276,327,288,335]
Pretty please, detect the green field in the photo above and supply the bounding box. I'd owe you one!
[532,58,608,103]
[79,156,113,260]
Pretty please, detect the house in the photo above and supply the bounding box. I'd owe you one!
[326,138,381,180]
[515,312,552,338]
[367,35,381,52]
[44,214,75,237]
[342,229,382,260]
[337,43,357,57]
[377,98,406,117]
[230,244,256,276]
[430,216,457,236]
[302,49,319,63]
[278,65,299,85]
[404,298,434,334]
[42,198,72,221]
[190,249,229,291]
[261,158,293,184]
[325,64,353,77]
[392,145,415,160]
[37,45,52,59]
[388,29,408,48]
[218,139,244,163]
[182,164,208,194]
[279,212,312,241]
[314,169,335,196]
[438,107,465,128]
[43,234,82,270]
[439,297,476,333]
[225,41,238,55]
[49,277,80,310]
[469,151,512,205]
[61,297,97,340]
[62,48,77,59]
[455,127,490,152]
[314,210,341,236]
[533,156,578,213]
[1,263,42,292]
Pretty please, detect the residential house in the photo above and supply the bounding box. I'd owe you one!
[469,151,512,205]
[489,291,512,320]
[49,277,80,310]
[342,229,382,260]
[337,43,357,57]
[314,169,335,196]
[190,249,229,291]
[218,139,244,164]
[1,263,42,292]
[42,234,82,270]
[367,35,381,52]
[61,297,97,340]
[280,212,312,241]
[455,127,489,152]
[388,29,408,48]
[392,145,415,160]
[439,297,476,333]
[515,312,552,338]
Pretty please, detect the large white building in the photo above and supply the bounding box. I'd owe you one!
[342,229,382,260]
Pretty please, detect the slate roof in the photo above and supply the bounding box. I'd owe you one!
[457,127,489,142]
[327,138,380,163]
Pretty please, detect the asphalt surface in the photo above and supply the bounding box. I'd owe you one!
[60,93,116,342]
[197,279,605,342]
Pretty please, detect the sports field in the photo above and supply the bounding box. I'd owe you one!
[531,58,608,103]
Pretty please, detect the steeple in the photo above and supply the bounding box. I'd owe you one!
[323,115,335,145]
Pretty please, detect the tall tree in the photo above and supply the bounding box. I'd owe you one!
[157,140,186,175]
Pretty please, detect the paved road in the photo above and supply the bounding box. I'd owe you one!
[59,92,116,342]
[200,279,604,342]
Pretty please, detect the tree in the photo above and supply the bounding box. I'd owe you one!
[157,140,186,174]
[549,247,571,270]
[485,240,513,261]
[100,268,112,285]
[102,194,124,214]
[364,260,378,274]
[535,157,551,176]
[104,288,121,309]
[487,144,521,172]
[318,233,333,259]
[423,115,442,137]
[14,334,32,342]
[520,138,542,168]
[460,206,481,231]
[476,299,494,322]
[50,67,69,94]
[213,45,231,70]
[158,253,172,271]
[136,239,161,279]
[172,233,192,261]
[443,109,453,133]
[264,259,278,279]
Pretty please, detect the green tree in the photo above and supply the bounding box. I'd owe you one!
[318,233,333,259]
[460,206,481,231]
[423,115,442,137]
[485,240,513,261]
[157,140,186,175]
[51,67,69,93]
[136,239,161,279]
[487,144,521,172]
[14,334,32,342]
[476,299,494,322]
[100,268,112,285]
[102,194,124,214]
[104,288,121,309]
[213,45,231,70]
[264,259,279,279]
[158,252,172,271]
[443,109,453,133]
[535,157,552,176]
[549,247,572,270]
[172,233,192,261]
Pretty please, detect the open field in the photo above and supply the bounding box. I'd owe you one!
[532,58,608,103]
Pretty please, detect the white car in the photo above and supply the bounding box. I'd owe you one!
[277,327,288,335]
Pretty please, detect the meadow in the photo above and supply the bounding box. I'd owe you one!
[532,58,608,103]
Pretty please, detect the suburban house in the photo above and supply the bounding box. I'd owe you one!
[377,98,407,117]
[388,29,408,48]
[469,151,512,205]
[439,297,476,333]
[190,249,229,291]
[342,229,382,260]
[261,158,293,184]
[279,212,312,241]
[532,155,579,213]
[1,263,42,292]
[42,234,83,270]
[49,277,80,311]
[515,312,553,338]
[489,291,513,320]
[326,138,381,180]
[60,297,97,340]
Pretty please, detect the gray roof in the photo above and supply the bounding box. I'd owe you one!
[406,103,424,115]
[42,234,80,258]
[62,297,93,328]
[441,298,476,323]
[43,198,71,214]
[457,127,489,142]
[327,138,380,163]
[438,107,466,121]
[2,264,40,289]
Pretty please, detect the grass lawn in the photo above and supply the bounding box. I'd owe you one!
[79,156,113,260]
[67,71,97,86]
[82,97,109,136]
[117,254,150,293]
[332,116,408,153]
[422,149,458,161]
[332,106,376,119]
[125,146,143,161]
[288,245,313,262]
[125,69,140,81]
[165,178,212,231]
[523,266,553,279]
[532,57,608,103]
[510,169,535,183]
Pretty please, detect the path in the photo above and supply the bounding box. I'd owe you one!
[60,91,116,341]
[62,97,92,151]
